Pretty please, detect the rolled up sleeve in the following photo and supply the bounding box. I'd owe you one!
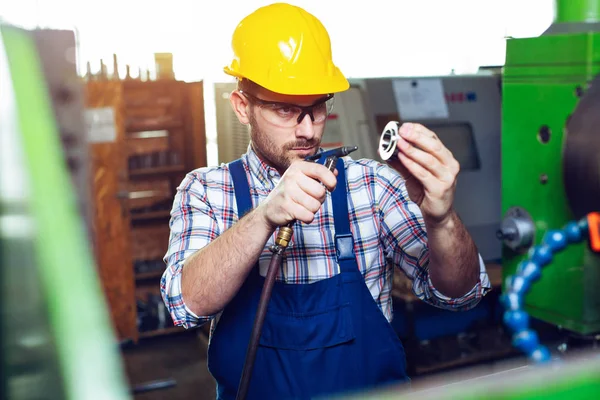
[160,172,221,329]
[414,250,491,311]
[376,164,491,311]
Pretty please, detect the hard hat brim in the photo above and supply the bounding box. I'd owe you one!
[223,66,350,95]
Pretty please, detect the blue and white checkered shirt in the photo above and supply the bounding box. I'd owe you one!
[161,147,491,329]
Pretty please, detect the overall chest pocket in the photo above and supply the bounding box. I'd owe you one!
[259,303,355,350]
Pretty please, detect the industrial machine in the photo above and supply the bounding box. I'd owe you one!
[497,0,600,338]
[355,73,502,263]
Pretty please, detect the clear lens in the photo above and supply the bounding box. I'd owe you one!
[259,104,301,127]
[255,96,335,128]
[325,96,335,115]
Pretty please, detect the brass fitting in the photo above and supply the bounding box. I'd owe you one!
[275,226,293,248]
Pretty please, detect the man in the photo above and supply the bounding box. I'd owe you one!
[161,3,490,399]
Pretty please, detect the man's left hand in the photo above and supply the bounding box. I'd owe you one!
[386,122,460,225]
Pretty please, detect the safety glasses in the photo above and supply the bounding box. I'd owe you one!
[240,90,335,128]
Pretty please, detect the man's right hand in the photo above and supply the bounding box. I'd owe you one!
[258,160,338,228]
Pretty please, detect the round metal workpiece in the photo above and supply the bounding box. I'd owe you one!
[378,120,401,161]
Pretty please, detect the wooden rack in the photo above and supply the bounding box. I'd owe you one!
[85,78,206,342]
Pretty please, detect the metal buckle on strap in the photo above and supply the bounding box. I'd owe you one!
[335,233,355,261]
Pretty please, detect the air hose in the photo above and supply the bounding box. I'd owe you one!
[501,213,599,363]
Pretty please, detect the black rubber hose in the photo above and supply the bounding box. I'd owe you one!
[236,249,285,400]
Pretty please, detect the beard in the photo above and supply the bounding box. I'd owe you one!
[248,109,320,172]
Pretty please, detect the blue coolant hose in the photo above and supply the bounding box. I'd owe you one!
[501,216,591,363]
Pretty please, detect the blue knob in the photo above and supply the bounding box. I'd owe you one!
[544,230,567,251]
[517,261,542,282]
[529,245,553,266]
[513,329,539,354]
[531,345,552,363]
[564,222,583,243]
[503,310,529,333]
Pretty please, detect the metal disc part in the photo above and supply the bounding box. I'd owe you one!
[378,120,400,161]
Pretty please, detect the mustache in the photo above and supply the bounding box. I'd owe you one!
[285,139,320,150]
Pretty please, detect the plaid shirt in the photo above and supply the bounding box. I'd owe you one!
[161,147,491,329]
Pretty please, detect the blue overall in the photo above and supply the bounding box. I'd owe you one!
[207,158,410,400]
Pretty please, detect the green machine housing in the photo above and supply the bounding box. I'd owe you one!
[501,0,600,335]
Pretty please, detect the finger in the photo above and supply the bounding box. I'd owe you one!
[289,183,323,214]
[397,152,439,190]
[399,123,454,165]
[396,137,452,181]
[299,161,337,191]
[289,200,317,224]
[386,156,412,180]
[297,173,327,202]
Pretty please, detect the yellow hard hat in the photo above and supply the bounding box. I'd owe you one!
[224,3,349,95]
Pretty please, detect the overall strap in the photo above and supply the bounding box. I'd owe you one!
[331,158,358,273]
[228,158,253,217]
[228,158,259,281]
